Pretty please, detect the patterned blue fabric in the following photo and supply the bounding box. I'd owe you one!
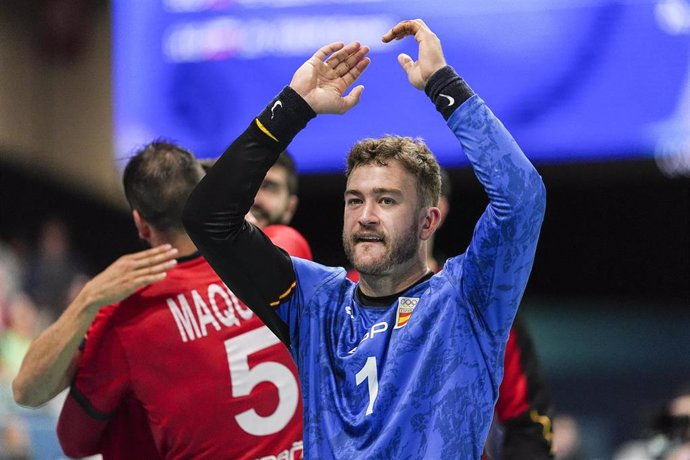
[278,95,546,459]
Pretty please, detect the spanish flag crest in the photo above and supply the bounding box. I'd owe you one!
[394,297,419,329]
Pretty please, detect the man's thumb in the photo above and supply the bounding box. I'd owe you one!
[397,53,414,74]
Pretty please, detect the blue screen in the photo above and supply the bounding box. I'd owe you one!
[113,0,690,172]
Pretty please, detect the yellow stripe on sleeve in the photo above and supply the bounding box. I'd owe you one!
[255,118,279,142]
[269,281,297,307]
[529,410,553,444]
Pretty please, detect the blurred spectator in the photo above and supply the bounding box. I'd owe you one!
[0,295,40,402]
[24,218,85,322]
[553,414,587,460]
[0,295,40,383]
[0,295,40,460]
[0,240,26,331]
[614,384,690,460]
[0,416,32,460]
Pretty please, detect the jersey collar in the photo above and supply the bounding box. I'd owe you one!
[355,271,434,308]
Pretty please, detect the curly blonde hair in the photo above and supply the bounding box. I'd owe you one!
[345,135,441,208]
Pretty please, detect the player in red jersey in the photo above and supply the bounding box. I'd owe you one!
[13,142,310,459]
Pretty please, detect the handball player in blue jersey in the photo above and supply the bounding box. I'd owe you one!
[184,19,546,459]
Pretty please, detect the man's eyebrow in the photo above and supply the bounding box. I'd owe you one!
[344,189,362,196]
[344,188,403,196]
[371,188,402,195]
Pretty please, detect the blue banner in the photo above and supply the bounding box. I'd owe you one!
[114,0,690,173]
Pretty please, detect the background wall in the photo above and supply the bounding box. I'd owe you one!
[0,1,123,208]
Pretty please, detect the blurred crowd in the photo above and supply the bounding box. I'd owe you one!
[0,217,87,459]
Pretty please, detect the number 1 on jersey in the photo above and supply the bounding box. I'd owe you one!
[355,356,378,416]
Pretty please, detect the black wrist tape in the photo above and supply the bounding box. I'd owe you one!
[425,66,475,120]
[255,86,316,148]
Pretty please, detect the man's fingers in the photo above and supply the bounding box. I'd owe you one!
[132,272,169,290]
[397,53,414,73]
[130,244,174,261]
[313,41,345,62]
[131,247,178,269]
[341,85,365,113]
[134,258,178,277]
[382,19,424,43]
[332,45,370,76]
[340,57,371,88]
[324,41,361,69]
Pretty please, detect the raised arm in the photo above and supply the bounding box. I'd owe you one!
[384,20,546,334]
[12,245,178,407]
[183,42,369,345]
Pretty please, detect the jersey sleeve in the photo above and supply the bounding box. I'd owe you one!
[183,86,316,347]
[57,307,130,457]
[277,257,345,348]
[58,391,108,457]
[431,68,546,340]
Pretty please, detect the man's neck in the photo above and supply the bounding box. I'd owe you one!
[150,232,198,258]
[426,234,438,272]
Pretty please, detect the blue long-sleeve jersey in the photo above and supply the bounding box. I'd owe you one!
[184,68,546,459]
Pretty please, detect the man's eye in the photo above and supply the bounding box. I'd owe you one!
[262,182,280,192]
[381,197,396,205]
[347,198,362,206]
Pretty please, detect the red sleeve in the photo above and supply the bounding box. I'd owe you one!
[57,306,131,457]
[263,225,313,261]
[496,327,529,419]
[57,393,109,457]
[346,269,360,282]
[494,315,553,459]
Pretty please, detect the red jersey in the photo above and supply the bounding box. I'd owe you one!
[58,254,304,460]
[264,225,312,261]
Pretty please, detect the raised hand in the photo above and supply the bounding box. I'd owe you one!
[79,245,178,310]
[382,19,447,90]
[289,41,371,114]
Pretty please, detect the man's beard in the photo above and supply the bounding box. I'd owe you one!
[343,224,418,276]
[250,205,281,227]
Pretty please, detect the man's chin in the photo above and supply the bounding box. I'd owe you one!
[352,255,391,276]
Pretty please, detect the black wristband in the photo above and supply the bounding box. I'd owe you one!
[424,66,475,120]
[255,86,317,149]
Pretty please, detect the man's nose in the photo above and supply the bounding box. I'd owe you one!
[358,202,379,227]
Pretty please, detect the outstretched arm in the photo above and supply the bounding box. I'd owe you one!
[12,245,178,407]
[384,19,546,336]
[184,42,369,345]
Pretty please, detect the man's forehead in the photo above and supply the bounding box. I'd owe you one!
[346,161,415,193]
[265,165,287,181]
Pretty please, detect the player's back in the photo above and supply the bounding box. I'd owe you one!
[82,255,303,459]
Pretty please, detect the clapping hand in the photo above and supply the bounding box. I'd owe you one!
[289,41,371,114]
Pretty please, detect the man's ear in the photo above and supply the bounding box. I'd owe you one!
[437,196,450,229]
[281,195,299,225]
[420,207,442,241]
[132,210,152,242]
